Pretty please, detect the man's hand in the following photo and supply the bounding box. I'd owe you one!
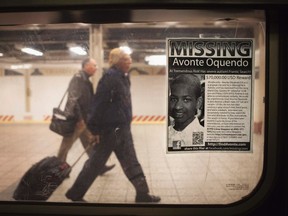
[76,119,85,129]
[88,133,100,145]
[87,133,100,145]
[94,134,100,144]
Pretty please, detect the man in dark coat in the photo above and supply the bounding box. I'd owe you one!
[65,48,161,203]
[57,58,115,174]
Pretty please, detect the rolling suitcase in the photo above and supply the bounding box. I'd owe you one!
[13,148,88,201]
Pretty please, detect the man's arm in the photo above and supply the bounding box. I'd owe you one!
[87,74,114,135]
[64,75,82,119]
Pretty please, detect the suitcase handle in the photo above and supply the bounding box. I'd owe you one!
[70,143,94,168]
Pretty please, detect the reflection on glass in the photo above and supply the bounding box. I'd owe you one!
[0,10,265,205]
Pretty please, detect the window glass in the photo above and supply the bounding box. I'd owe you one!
[0,9,265,204]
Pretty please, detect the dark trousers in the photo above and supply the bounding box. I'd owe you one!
[66,125,149,200]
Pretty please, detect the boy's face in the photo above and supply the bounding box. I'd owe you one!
[169,83,198,125]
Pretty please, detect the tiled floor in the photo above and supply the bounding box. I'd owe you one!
[0,123,264,205]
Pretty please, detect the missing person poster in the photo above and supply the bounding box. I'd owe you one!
[167,38,254,152]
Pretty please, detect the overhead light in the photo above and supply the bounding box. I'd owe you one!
[145,55,166,66]
[69,46,87,56]
[119,46,132,55]
[11,64,32,70]
[21,47,43,56]
[0,53,3,57]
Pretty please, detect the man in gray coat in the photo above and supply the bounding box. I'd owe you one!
[57,58,115,174]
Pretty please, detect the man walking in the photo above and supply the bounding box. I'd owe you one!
[65,48,161,203]
[57,58,115,174]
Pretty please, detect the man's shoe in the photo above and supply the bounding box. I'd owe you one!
[71,198,87,202]
[65,191,87,202]
[135,193,161,203]
[99,164,116,175]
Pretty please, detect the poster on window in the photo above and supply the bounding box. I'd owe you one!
[167,38,254,152]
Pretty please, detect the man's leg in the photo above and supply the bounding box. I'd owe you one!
[114,126,160,203]
[79,127,115,175]
[57,123,84,162]
[66,128,116,201]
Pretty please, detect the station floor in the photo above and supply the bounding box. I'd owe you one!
[0,123,264,205]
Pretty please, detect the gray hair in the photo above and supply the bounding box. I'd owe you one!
[108,48,127,67]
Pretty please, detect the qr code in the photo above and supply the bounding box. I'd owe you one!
[192,132,204,145]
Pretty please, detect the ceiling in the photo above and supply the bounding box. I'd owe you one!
[0,9,263,65]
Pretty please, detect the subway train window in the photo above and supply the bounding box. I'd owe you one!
[0,8,268,212]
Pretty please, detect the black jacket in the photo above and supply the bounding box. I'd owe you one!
[64,71,94,122]
[87,66,132,134]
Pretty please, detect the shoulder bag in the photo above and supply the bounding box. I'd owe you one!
[49,89,77,136]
